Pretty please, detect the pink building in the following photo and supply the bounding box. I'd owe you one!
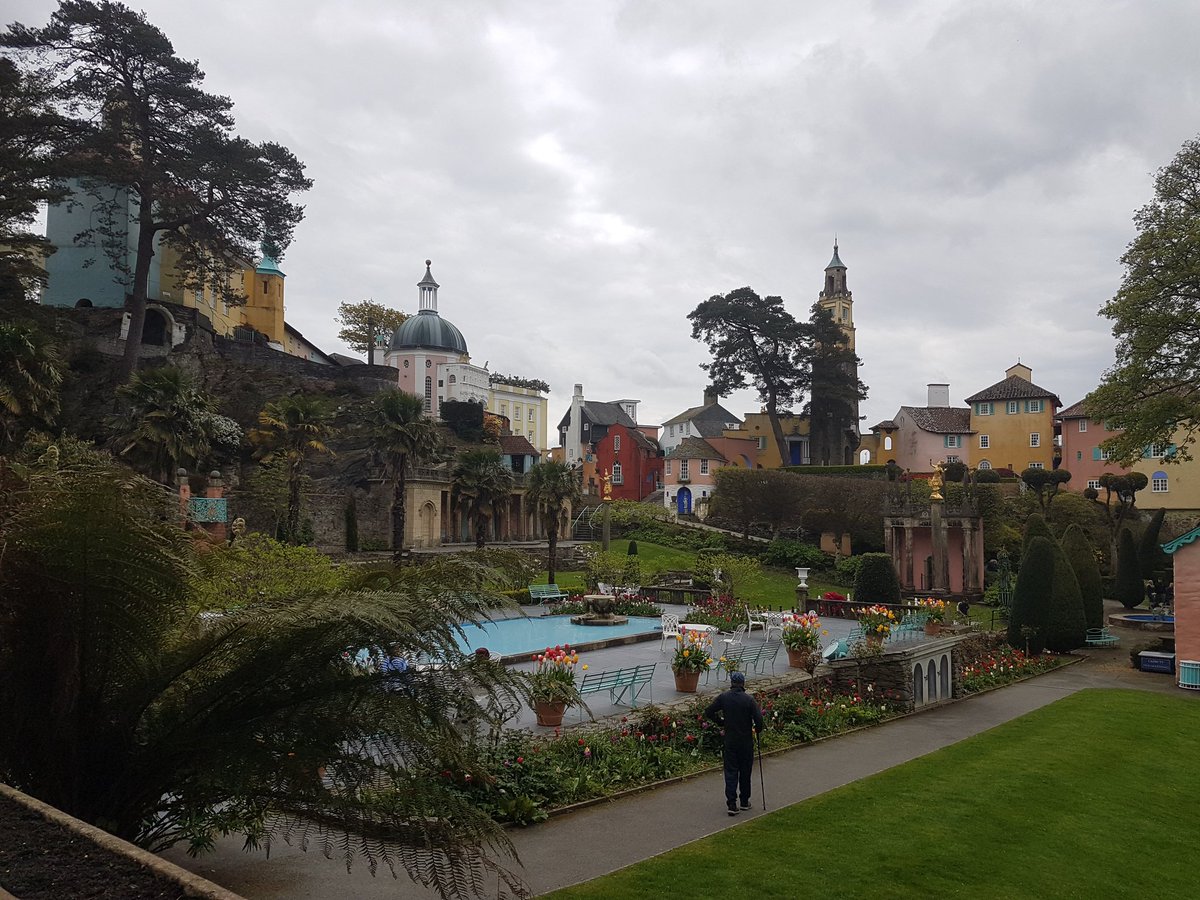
[1057,400,1127,491]
[883,385,972,474]
[662,436,755,516]
[1162,526,1200,690]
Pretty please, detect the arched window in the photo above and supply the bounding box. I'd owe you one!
[913,665,924,705]
[859,448,871,464]
[940,654,951,697]
[978,460,992,470]
[1152,470,1169,493]
[75,297,93,308]
[424,376,432,411]
[448,374,456,384]
[883,436,893,451]
[927,660,938,702]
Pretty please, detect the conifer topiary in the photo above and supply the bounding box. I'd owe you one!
[852,552,901,604]
[1008,536,1055,655]
[1043,539,1088,652]
[1114,528,1145,609]
[627,540,638,556]
[1062,524,1103,629]
[1138,507,1168,582]
[1023,512,1054,551]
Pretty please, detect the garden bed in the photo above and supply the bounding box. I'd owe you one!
[0,785,240,900]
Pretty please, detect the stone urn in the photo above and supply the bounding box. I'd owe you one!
[588,594,617,616]
[673,669,701,693]
[533,700,567,727]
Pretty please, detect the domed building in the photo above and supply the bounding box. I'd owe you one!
[384,260,490,416]
[384,261,550,452]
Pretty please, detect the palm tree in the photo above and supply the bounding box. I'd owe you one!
[115,367,213,483]
[0,321,62,450]
[451,450,515,549]
[249,395,337,543]
[0,457,530,899]
[367,389,442,562]
[525,460,581,583]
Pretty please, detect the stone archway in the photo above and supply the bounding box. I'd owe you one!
[420,501,437,547]
[676,486,692,515]
[142,307,169,346]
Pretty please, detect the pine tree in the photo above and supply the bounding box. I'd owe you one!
[1008,536,1055,655]
[1062,524,1104,629]
[1114,528,1145,609]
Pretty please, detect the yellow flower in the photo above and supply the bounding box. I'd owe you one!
[582,664,589,670]
[683,650,690,657]
[676,634,683,642]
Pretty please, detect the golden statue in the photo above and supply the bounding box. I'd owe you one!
[929,462,945,502]
[601,468,613,501]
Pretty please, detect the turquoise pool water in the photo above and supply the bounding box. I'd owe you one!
[456,615,660,657]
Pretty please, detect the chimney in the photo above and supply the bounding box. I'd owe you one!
[703,386,719,407]
[927,384,950,408]
[573,383,583,399]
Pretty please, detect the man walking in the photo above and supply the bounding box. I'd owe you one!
[704,670,764,815]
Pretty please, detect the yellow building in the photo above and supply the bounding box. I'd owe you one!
[723,411,811,467]
[964,363,1060,473]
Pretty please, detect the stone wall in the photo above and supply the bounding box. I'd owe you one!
[825,634,969,711]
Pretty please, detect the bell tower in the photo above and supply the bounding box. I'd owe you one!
[818,239,855,351]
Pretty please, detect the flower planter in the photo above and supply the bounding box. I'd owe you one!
[786,647,819,673]
[924,621,942,636]
[673,670,701,693]
[533,700,567,727]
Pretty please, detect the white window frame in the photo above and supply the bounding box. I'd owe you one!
[977,402,993,416]
[700,459,710,475]
[1007,400,1019,415]
[945,435,961,449]
[1030,433,1040,448]
[1078,420,1087,433]
[978,460,991,470]
[979,434,990,449]
[665,460,672,475]
[1153,475,1169,493]
[757,436,767,450]
[1087,479,1101,490]
[680,459,690,479]
[612,463,623,484]
[1028,462,1044,469]
[1027,399,1044,413]
[1149,443,1167,458]
[613,434,621,452]
[946,455,960,463]
[1100,448,1113,460]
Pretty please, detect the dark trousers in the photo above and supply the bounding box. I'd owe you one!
[722,738,754,805]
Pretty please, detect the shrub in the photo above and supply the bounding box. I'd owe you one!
[760,539,828,571]
[852,553,900,604]
[834,554,862,584]
[1114,528,1144,609]
[1008,536,1054,655]
[1022,512,1054,551]
[974,467,1001,484]
[1138,507,1169,582]
[627,540,638,556]
[1043,540,1087,652]
[1062,524,1103,629]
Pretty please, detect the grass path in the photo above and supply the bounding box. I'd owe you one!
[548,689,1198,899]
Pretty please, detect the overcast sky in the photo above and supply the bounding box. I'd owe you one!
[12,0,1200,435]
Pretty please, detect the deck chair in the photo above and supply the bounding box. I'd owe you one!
[660,613,681,651]
[746,605,767,633]
[721,624,748,654]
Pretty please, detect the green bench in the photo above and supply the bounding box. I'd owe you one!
[528,583,568,603]
[578,663,657,714]
[713,640,782,681]
[1085,627,1120,647]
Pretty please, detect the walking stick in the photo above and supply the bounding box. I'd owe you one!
[756,730,766,810]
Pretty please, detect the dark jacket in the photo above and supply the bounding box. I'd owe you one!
[704,686,764,743]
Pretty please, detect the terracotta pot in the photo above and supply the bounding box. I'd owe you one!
[673,669,701,692]
[786,647,819,673]
[924,620,942,636]
[865,633,885,649]
[533,700,567,727]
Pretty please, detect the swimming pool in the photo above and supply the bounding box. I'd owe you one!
[456,615,661,658]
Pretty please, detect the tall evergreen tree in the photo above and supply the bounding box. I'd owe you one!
[1114,528,1145,609]
[1138,507,1169,583]
[3,1,312,379]
[688,287,809,464]
[805,303,867,466]
[1062,524,1104,630]
[1022,512,1086,650]
[1008,536,1055,655]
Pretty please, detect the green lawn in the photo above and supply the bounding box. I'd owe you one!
[540,539,844,609]
[548,689,1199,899]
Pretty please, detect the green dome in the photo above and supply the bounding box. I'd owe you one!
[388,310,469,355]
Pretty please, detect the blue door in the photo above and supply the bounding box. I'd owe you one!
[789,441,803,465]
[676,487,692,515]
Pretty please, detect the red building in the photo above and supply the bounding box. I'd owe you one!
[594,423,664,501]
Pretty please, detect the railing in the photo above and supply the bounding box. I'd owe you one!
[188,497,228,523]
[411,466,452,483]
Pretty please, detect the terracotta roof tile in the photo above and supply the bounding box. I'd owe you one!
[900,406,973,434]
[663,436,727,461]
[965,375,1060,405]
